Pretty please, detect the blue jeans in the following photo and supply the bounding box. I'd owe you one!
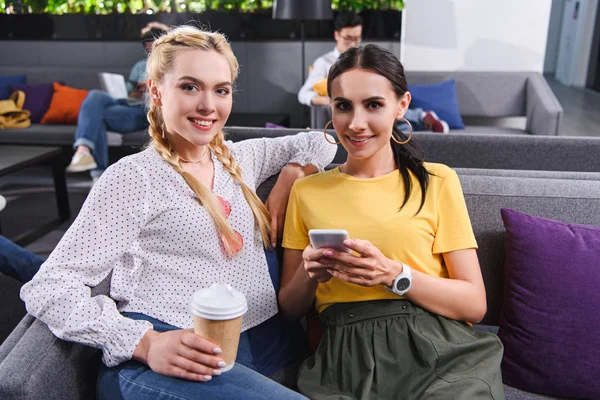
[97,248,308,399]
[397,107,425,133]
[98,313,307,400]
[73,90,148,178]
[0,234,44,283]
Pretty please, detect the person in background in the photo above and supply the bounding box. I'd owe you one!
[298,13,449,134]
[141,21,170,37]
[0,193,44,283]
[297,13,363,108]
[281,44,502,399]
[0,234,44,283]
[65,24,168,181]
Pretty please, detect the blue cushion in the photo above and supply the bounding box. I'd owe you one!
[408,79,465,129]
[0,75,27,100]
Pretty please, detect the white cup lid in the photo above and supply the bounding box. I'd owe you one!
[190,283,248,320]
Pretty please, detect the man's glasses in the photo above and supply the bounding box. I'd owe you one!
[217,196,243,256]
[340,35,362,44]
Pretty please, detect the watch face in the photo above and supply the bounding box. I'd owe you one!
[395,278,411,292]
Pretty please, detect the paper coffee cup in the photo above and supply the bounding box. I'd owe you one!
[190,283,248,372]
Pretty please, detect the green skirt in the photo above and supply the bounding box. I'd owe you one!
[297,300,504,400]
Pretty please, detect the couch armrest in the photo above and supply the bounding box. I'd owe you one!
[310,105,331,129]
[0,314,35,364]
[525,74,563,136]
[0,314,100,399]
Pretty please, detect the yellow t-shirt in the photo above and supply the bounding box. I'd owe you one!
[282,163,477,313]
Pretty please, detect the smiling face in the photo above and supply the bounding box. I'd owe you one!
[330,68,410,161]
[149,48,233,151]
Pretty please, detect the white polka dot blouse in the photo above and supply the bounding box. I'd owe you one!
[20,131,337,367]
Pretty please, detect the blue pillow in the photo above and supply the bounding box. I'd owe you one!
[408,79,465,129]
[0,75,27,100]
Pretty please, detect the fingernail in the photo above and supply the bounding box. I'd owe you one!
[213,369,222,376]
[217,361,227,368]
[323,250,334,257]
[328,269,335,275]
[272,242,276,248]
[204,375,212,381]
[343,239,352,245]
[213,347,222,354]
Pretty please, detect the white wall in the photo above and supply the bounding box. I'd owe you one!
[401,0,553,72]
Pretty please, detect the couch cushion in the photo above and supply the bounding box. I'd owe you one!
[0,124,129,147]
[499,208,600,399]
[7,83,55,123]
[121,130,149,147]
[458,126,526,135]
[406,71,528,117]
[457,171,600,325]
[0,75,26,100]
[408,79,465,129]
[503,384,567,400]
[41,83,88,125]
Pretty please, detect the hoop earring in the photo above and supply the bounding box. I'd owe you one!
[392,118,413,145]
[323,120,341,145]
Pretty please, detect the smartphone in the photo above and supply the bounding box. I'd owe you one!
[308,229,350,253]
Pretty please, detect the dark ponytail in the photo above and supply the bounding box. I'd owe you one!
[327,44,430,213]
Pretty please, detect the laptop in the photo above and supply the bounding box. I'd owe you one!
[98,72,144,106]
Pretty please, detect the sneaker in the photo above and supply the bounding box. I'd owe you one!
[0,194,6,212]
[423,111,450,134]
[66,151,97,173]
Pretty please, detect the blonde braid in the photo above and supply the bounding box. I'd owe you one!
[147,104,241,251]
[210,131,272,246]
[145,25,269,252]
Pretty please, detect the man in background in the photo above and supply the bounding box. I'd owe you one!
[298,13,362,107]
[298,13,449,133]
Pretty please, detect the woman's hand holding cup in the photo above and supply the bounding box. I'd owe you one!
[133,329,226,382]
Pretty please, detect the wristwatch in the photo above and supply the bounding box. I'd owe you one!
[386,263,412,296]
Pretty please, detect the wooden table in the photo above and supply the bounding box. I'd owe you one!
[0,145,70,246]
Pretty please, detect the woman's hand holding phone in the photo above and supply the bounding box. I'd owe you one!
[321,238,403,288]
[302,244,335,283]
[303,229,351,283]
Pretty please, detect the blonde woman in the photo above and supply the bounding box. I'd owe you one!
[21,26,336,399]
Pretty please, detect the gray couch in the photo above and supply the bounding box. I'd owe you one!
[2,126,600,174]
[0,72,562,159]
[2,127,600,343]
[1,128,598,399]
[311,72,563,135]
[218,127,600,172]
[2,167,598,399]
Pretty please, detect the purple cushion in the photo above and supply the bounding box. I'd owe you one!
[8,83,55,123]
[499,208,600,399]
[0,75,26,100]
